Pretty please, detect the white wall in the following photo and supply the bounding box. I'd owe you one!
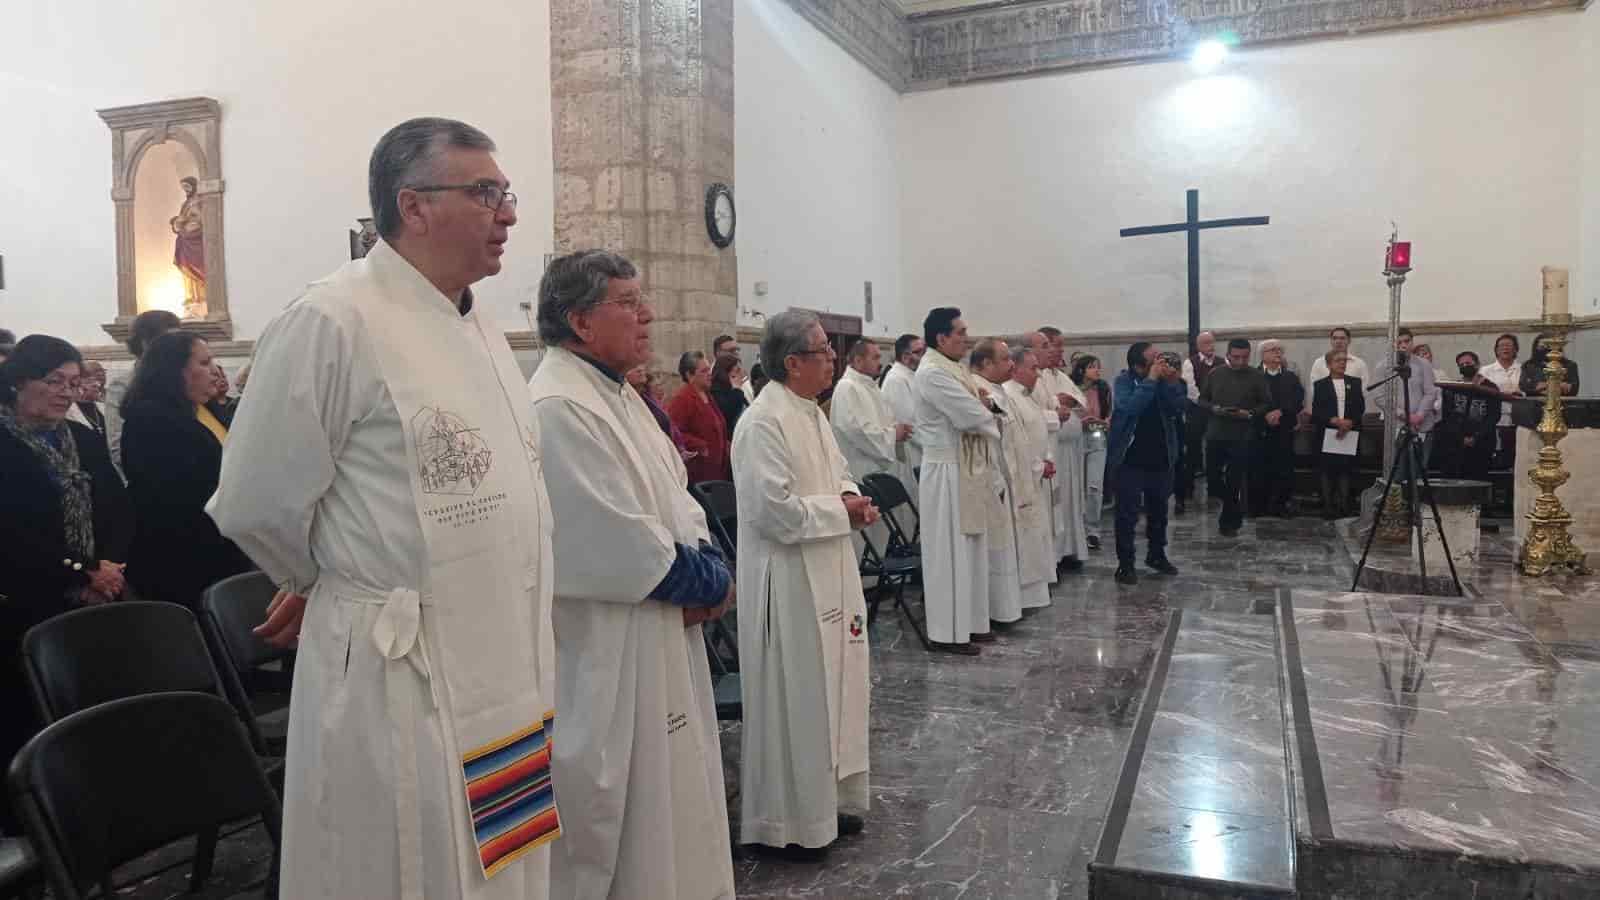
[897,14,1587,337]
[735,0,906,339]
[0,0,553,348]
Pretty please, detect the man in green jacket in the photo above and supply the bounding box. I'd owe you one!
[1197,338,1271,536]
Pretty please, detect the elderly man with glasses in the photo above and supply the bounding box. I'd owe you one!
[210,117,560,900]
[527,250,737,899]
[732,309,877,862]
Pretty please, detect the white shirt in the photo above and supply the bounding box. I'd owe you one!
[1331,377,1348,420]
[1181,354,1218,403]
[1481,359,1522,426]
[1310,352,1369,387]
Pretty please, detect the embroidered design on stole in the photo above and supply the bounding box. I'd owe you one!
[462,711,561,875]
[413,407,495,495]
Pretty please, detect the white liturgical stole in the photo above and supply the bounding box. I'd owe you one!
[351,242,560,889]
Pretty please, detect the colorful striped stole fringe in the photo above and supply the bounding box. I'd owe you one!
[463,712,561,876]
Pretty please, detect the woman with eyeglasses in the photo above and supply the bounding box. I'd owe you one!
[0,335,134,817]
[120,331,255,612]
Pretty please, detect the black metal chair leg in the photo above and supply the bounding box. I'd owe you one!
[895,580,932,650]
[191,826,218,890]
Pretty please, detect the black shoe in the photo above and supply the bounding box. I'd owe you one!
[1219,527,1239,538]
[1086,534,1101,551]
[970,631,997,643]
[1174,501,1187,515]
[1145,556,1179,576]
[837,813,865,836]
[748,842,829,863]
[991,618,1020,632]
[931,640,981,656]
[1115,565,1138,586]
[1058,556,1084,573]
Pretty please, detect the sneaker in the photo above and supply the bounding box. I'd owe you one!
[1145,556,1179,576]
[1115,565,1138,586]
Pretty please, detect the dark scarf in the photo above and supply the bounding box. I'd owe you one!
[1,405,95,559]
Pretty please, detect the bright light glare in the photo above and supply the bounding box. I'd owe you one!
[1191,40,1228,72]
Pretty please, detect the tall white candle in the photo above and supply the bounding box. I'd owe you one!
[1542,266,1570,318]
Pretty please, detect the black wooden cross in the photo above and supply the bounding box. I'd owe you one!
[1119,188,1269,352]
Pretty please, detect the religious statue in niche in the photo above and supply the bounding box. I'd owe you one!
[170,176,207,319]
[349,217,379,260]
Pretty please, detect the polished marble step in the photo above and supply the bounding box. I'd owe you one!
[1280,588,1600,899]
[1089,609,1297,899]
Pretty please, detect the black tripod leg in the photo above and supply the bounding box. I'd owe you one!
[1407,439,1428,583]
[1415,463,1465,596]
[1352,431,1412,591]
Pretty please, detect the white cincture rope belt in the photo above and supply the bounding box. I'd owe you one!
[319,574,437,900]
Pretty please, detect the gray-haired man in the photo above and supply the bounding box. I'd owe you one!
[211,117,560,900]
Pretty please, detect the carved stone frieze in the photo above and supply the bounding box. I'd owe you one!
[780,0,1582,92]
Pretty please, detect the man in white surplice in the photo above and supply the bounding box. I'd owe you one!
[915,307,1004,655]
[830,337,912,555]
[1033,328,1089,574]
[733,310,876,860]
[970,339,1024,628]
[880,333,926,484]
[1002,344,1058,612]
[209,119,558,900]
[527,251,736,900]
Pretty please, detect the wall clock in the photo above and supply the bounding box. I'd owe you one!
[705,183,735,248]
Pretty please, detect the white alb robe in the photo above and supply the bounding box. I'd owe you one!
[985,385,1026,624]
[914,352,1002,644]
[880,361,922,480]
[208,240,557,900]
[829,366,905,557]
[529,348,734,900]
[733,381,871,849]
[1039,368,1090,562]
[1003,380,1057,609]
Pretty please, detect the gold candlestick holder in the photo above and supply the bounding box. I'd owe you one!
[1519,316,1589,576]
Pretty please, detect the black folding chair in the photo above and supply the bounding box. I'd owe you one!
[688,480,742,719]
[857,516,929,650]
[7,692,281,900]
[20,602,268,891]
[861,473,920,560]
[202,571,296,754]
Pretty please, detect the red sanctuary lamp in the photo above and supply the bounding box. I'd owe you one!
[1385,240,1412,274]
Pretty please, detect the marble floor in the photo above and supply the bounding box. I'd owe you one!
[96,504,1599,899]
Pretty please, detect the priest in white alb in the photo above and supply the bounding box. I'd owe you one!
[527,250,736,899]
[830,337,911,555]
[1034,327,1089,573]
[733,310,876,861]
[1002,344,1058,612]
[971,339,1023,628]
[915,307,1003,655]
[880,333,926,486]
[209,118,559,900]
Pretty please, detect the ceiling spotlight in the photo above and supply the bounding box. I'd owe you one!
[1191,39,1228,72]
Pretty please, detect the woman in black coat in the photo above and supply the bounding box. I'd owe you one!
[710,352,750,438]
[120,331,255,613]
[0,336,134,821]
[1310,350,1367,519]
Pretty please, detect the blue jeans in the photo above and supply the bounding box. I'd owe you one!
[1114,464,1173,566]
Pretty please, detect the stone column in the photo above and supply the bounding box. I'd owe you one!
[551,0,738,371]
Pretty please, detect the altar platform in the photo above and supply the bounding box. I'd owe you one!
[1092,570,1600,899]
